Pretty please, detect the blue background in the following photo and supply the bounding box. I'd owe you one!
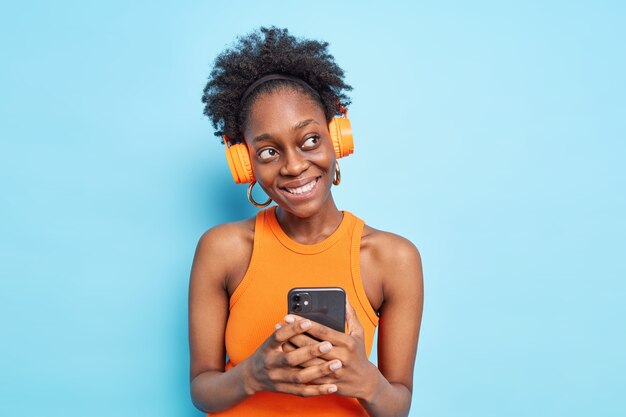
[1,1,624,416]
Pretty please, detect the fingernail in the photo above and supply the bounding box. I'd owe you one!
[330,361,342,371]
[328,385,337,393]
[320,342,332,353]
[284,315,295,324]
[275,323,282,330]
[300,320,311,329]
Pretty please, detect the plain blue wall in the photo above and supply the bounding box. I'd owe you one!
[1,1,624,416]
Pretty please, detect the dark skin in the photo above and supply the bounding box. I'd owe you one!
[189,88,424,416]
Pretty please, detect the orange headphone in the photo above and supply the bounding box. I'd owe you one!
[223,74,354,184]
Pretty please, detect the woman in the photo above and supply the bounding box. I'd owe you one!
[190,27,423,417]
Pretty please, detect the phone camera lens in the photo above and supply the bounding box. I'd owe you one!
[293,294,301,302]
[293,303,302,313]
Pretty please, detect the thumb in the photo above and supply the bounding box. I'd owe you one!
[345,298,364,340]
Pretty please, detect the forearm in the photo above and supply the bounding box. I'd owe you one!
[359,367,412,417]
[190,360,253,413]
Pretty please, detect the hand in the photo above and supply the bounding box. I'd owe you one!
[241,317,343,397]
[283,300,380,401]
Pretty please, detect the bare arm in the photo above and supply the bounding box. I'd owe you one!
[359,234,423,417]
[189,224,248,412]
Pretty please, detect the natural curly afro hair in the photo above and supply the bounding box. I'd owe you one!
[202,26,352,144]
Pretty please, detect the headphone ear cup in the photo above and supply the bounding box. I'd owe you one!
[328,116,354,158]
[225,142,255,184]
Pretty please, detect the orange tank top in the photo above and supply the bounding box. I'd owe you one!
[212,207,379,417]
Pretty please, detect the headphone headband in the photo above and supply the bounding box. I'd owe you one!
[239,74,321,106]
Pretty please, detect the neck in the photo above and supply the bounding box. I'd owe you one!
[274,196,343,245]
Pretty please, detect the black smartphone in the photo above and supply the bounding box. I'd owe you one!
[287,287,346,333]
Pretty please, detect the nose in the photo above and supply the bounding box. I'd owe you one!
[280,149,309,177]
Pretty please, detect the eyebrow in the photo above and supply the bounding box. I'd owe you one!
[293,119,318,130]
[252,119,319,144]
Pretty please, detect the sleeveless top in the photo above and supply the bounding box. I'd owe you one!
[211,207,379,416]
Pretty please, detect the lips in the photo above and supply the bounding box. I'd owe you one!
[280,177,320,199]
[283,178,319,194]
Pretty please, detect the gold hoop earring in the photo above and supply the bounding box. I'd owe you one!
[247,181,272,208]
[333,162,341,186]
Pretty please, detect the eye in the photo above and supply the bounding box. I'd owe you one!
[258,148,278,161]
[302,135,321,150]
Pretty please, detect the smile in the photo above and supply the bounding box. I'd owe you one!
[284,178,319,194]
[280,177,321,198]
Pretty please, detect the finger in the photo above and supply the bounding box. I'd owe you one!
[295,359,343,384]
[285,314,338,344]
[309,375,340,385]
[288,333,319,348]
[270,318,313,348]
[345,298,364,340]
[298,357,327,367]
[284,314,300,324]
[271,359,343,385]
[301,320,347,346]
[282,341,297,353]
[282,342,326,367]
[281,341,334,367]
[273,382,337,397]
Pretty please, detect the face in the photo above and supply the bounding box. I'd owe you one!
[244,88,336,218]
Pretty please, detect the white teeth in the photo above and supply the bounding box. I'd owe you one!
[285,178,318,195]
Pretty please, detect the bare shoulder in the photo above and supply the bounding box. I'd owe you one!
[360,223,423,306]
[195,217,255,258]
[191,217,256,290]
[361,224,422,271]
